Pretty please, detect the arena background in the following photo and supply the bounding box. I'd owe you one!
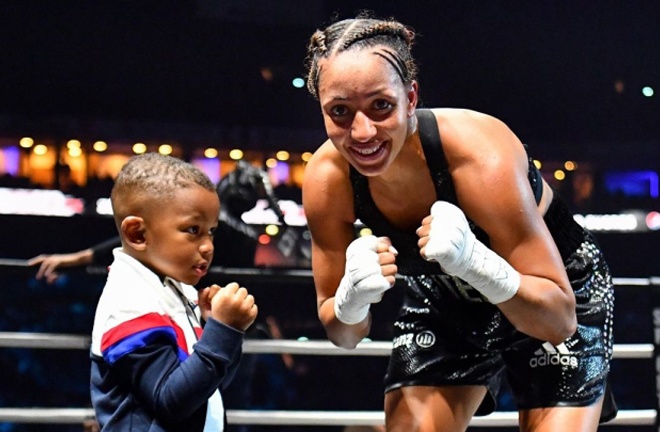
[0,1,659,431]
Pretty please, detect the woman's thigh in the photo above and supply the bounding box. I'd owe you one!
[384,385,487,432]
[518,396,604,432]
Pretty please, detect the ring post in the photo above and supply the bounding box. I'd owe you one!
[652,278,660,432]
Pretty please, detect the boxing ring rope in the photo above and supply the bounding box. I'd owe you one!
[0,334,656,427]
[0,332,654,359]
[0,407,655,427]
[1,263,658,428]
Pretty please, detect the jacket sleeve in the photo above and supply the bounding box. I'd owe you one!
[112,318,244,425]
[219,332,243,391]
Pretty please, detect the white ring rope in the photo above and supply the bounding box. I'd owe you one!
[1,258,657,286]
[0,408,654,426]
[188,269,660,288]
[0,332,653,359]
[0,332,91,350]
[0,335,655,426]
[1,264,657,427]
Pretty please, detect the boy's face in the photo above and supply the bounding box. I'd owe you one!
[141,184,220,285]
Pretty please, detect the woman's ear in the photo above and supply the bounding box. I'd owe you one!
[407,80,419,117]
[120,216,147,251]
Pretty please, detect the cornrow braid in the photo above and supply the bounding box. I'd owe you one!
[374,48,408,87]
[340,21,411,50]
[305,30,329,97]
[305,16,418,100]
[309,30,328,55]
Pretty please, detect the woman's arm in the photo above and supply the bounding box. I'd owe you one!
[303,144,397,349]
[436,109,576,345]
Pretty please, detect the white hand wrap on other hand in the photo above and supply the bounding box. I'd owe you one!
[424,201,520,304]
[334,235,393,325]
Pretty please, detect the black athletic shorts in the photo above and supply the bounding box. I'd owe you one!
[383,229,617,423]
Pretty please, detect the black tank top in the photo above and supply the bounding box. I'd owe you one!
[350,109,581,275]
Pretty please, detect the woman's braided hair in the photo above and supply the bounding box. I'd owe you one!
[305,13,418,100]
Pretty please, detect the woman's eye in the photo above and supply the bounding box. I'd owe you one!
[330,105,348,117]
[374,99,393,110]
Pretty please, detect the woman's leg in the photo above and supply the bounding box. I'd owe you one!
[518,396,604,432]
[384,385,487,432]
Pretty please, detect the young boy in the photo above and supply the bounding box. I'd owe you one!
[90,153,258,431]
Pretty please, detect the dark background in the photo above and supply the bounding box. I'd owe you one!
[1,1,659,431]
[1,1,660,165]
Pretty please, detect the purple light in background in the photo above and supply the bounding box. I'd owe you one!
[2,146,20,176]
[192,157,220,184]
[272,161,289,184]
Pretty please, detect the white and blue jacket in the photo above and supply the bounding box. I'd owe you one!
[90,249,243,431]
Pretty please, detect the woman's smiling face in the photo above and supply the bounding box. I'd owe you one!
[317,47,417,176]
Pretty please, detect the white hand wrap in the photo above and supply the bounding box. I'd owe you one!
[334,235,393,325]
[424,201,520,304]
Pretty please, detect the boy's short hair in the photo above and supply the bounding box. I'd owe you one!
[111,153,216,226]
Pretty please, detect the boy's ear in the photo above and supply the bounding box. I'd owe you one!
[120,216,147,251]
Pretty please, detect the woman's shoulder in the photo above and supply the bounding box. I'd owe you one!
[426,107,502,125]
[422,108,521,167]
[305,141,348,179]
[303,142,351,195]
[302,142,355,224]
[423,107,511,142]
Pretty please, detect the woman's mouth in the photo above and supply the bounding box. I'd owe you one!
[349,141,386,161]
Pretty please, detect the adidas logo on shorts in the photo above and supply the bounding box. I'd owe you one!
[529,342,578,368]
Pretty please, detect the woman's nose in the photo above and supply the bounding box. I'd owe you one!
[351,111,377,142]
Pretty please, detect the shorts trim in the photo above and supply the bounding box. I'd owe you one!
[383,376,617,423]
[384,379,498,417]
[516,377,617,424]
[384,379,488,394]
